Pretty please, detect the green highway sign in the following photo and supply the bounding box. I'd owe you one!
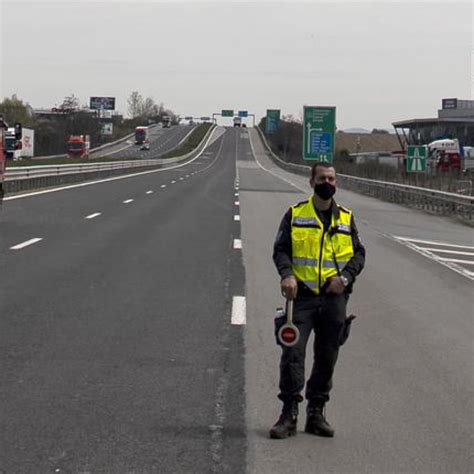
[303,106,336,162]
[266,109,280,134]
[221,110,234,117]
[407,145,427,172]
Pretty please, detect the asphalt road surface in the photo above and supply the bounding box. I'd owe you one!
[93,124,195,160]
[1,127,472,473]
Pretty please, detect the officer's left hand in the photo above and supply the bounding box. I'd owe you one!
[325,276,346,295]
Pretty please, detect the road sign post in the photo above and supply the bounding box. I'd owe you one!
[303,106,336,162]
[407,145,427,172]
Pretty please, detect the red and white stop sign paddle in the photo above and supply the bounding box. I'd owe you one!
[277,299,300,347]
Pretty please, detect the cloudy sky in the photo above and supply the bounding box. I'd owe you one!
[1,0,472,129]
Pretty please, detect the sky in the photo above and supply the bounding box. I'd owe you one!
[0,0,472,129]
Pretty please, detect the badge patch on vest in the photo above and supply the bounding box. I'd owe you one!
[335,223,351,233]
[293,217,319,227]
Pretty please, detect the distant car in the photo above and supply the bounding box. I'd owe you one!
[242,123,247,128]
[140,143,150,151]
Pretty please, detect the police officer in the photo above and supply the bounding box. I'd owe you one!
[270,162,365,439]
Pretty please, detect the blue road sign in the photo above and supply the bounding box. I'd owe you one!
[310,132,333,154]
[238,111,248,117]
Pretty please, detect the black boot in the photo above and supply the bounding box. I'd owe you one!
[305,400,335,437]
[269,400,299,439]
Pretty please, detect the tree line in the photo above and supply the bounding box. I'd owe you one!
[0,92,178,157]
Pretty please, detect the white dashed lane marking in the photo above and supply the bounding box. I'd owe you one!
[233,239,242,249]
[231,296,246,325]
[393,236,474,280]
[123,199,134,204]
[161,184,167,188]
[234,215,240,221]
[10,238,43,250]
[85,213,102,219]
[146,190,154,194]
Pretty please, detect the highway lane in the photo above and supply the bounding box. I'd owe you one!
[243,128,473,473]
[94,124,195,160]
[1,126,472,473]
[0,128,245,473]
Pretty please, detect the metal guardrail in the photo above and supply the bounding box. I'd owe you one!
[4,125,216,194]
[256,126,474,222]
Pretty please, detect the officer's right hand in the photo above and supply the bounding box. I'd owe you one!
[281,276,298,300]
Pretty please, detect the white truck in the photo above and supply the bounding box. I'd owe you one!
[6,127,34,160]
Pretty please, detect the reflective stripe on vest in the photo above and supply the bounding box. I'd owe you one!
[291,197,354,295]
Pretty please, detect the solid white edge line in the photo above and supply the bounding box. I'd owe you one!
[4,126,219,201]
[422,248,474,257]
[10,238,43,250]
[231,296,246,325]
[248,128,306,193]
[393,236,474,250]
[234,215,240,221]
[233,239,242,249]
[85,213,102,219]
[437,257,474,265]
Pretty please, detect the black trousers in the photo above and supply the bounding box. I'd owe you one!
[278,292,348,404]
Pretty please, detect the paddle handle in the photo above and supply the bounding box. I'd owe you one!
[286,299,294,325]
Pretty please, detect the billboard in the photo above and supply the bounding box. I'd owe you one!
[90,96,116,110]
[442,98,458,110]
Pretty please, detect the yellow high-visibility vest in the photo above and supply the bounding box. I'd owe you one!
[291,197,355,294]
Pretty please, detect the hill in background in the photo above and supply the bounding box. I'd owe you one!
[336,131,404,154]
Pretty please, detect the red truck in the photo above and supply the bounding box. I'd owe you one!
[428,139,461,172]
[67,135,90,159]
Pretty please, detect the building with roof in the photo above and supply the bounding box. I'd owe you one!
[392,98,474,150]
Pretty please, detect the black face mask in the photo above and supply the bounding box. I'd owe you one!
[314,181,336,200]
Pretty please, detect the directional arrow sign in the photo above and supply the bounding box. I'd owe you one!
[407,145,427,172]
[303,106,336,162]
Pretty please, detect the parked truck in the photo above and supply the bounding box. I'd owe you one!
[0,116,8,201]
[427,139,461,172]
[6,127,34,160]
[67,135,90,159]
[0,117,21,200]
